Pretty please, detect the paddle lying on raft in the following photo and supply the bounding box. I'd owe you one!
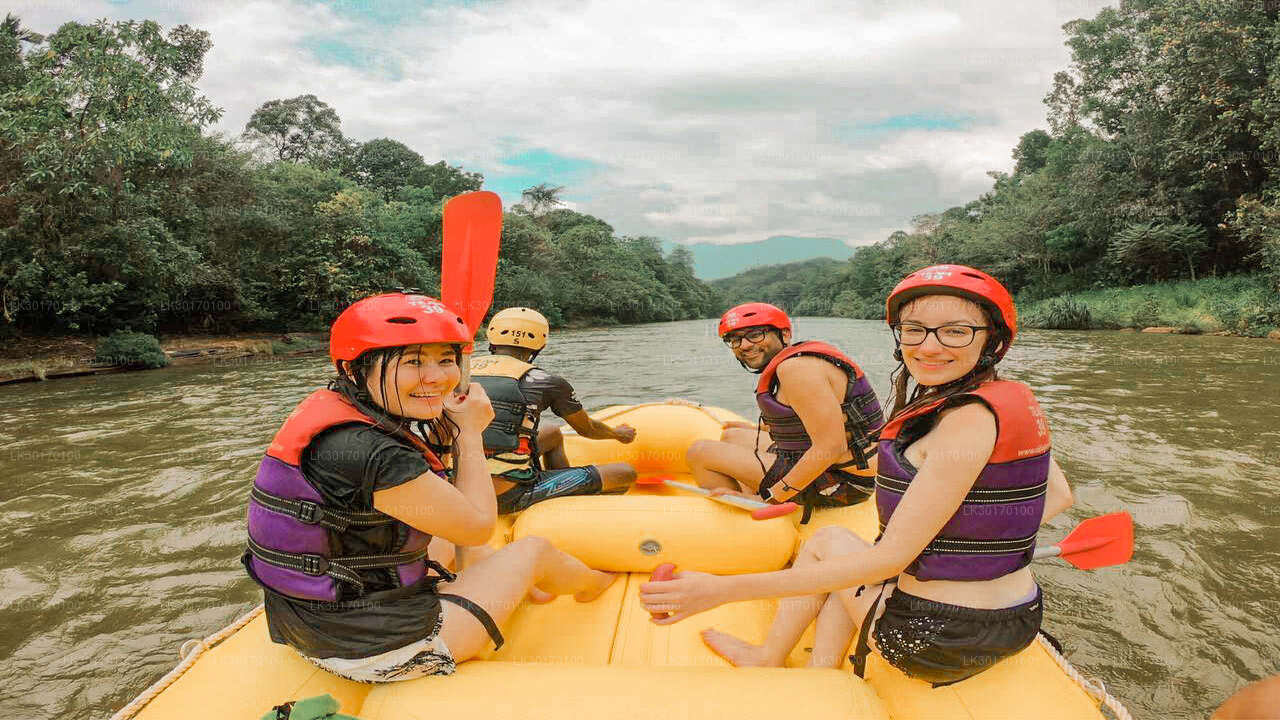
[441,190,503,392]
[635,475,801,520]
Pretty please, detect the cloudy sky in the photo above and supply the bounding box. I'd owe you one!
[16,0,1112,248]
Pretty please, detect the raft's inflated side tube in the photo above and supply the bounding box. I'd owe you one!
[513,494,797,574]
[561,402,740,473]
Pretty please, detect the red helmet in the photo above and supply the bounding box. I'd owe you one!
[330,293,473,365]
[885,265,1017,359]
[718,302,792,337]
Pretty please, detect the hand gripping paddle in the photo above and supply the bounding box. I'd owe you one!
[441,191,502,393]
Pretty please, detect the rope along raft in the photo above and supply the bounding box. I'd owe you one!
[1036,635,1133,720]
[109,605,264,720]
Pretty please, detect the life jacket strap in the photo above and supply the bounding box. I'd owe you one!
[875,475,1047,504]
[438,593,505,651]
[850,583,889,678]
[875,523,1038,555]
[245,536,429,596]
[251,486,394,533]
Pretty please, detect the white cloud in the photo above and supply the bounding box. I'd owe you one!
[13,0,1099,247]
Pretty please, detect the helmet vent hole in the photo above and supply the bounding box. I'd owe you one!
[386,317,417,324]
[961,272,985,279]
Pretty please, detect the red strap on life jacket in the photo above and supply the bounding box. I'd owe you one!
[879,380,1050,463]
[755,340,865,394]
[267,389,445,469]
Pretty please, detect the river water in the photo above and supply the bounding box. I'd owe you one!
[2,318,1278,719]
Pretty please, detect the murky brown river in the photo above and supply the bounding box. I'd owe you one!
[2,318,1278,719]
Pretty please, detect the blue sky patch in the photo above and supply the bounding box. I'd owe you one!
[484,148,602,207]
[838,111,983,142]
[303,0,436,27]
[300,34,403,79]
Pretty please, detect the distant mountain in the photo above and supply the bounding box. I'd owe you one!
[710,257,850,315]
[664,236,855,280]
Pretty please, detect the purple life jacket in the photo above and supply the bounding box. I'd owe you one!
[754,340,884,481]
[876,380,1050,581]
[244,389,443,603]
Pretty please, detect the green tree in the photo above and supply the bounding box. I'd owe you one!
[414,160,483,199]
[520,183,565,216]
[1012,129,1052,175]
[0,17,222,331]
[350,138,427,200]
[242,94,352,169]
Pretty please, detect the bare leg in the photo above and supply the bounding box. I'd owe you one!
[720,426,771,454]
[702,527,873,668]
[809,593,857,668]
[438,536,617,662]
[596,462,637,492]
[538,424,570,470]
[686,439,774,493]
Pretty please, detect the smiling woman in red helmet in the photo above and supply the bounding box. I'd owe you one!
[243,292,615,683]
[642,266,1075,686]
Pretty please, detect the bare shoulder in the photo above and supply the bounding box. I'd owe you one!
[776,354,840,382]
[933,401,997,444]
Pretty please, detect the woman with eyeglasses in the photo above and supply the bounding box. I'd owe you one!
[641,265,1075,685]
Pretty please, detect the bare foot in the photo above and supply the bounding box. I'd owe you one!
[701,628,778,667]
[528,586,556,604]
[573,571,619,603]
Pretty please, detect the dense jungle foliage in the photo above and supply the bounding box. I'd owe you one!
[0,16,717,335]
[718,1,1280,333]
[3,2,1280,341]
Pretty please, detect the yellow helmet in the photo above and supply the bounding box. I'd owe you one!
[486,307,549,350]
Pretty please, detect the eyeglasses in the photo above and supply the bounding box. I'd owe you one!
[891,323,990,348]
[723,327,771,348]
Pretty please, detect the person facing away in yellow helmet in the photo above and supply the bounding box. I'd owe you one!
[470,307,637,515]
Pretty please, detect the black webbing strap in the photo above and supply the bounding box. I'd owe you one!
[923,534,1037,555]
[875,475,1048,505]
[438,593,505,651]
[250,486,393,533]
[245,536,429,595]
[850,583,888,678]
[872,522,1038,556]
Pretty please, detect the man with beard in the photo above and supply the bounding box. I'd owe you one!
[686,303,884,521]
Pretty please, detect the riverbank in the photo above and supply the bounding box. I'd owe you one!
[0,332,328,386]
[1018,274,1280,337]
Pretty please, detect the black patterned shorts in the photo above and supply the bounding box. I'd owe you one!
[872,587,1043,687]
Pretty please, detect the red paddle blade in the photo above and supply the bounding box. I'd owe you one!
[1056,512,1133,570]
[441,191,503,334]
[750,501,800,521]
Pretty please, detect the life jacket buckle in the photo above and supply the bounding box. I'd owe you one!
[427,559,457,583]
[301,554,330,576]
[295,500,321,525]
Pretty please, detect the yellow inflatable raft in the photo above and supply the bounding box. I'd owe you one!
[113,402,1130,720]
